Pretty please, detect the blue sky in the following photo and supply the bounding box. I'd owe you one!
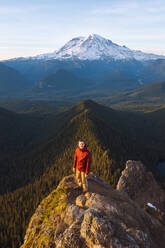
[1,0,165,60]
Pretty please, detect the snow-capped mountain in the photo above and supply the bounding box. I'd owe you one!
[15,34,165,62]
[3,34,165,89]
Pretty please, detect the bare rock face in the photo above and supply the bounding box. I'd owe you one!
[20,172,165,248]
[117,160,165,212]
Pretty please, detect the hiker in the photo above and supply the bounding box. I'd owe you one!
[73,140,91,192]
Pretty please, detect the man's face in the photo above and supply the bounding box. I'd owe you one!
[79,141,85,149]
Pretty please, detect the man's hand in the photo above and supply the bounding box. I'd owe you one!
[73,167,76,174]
[85,173,88,178]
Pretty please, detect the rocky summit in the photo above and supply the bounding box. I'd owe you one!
[117,160,165,212]
[21,161,165,248]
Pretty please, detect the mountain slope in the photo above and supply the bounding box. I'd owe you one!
[0,99,163,194]
[1,99,165,248]
[0,99,60,114]
[0,62,30,94]
[0,106,59,159]
[101,81,165,111]
[130,81,165,97]
[35,69,93,93]
[141,59,165,84]
[37,69,80,89]
[98,69,140,91]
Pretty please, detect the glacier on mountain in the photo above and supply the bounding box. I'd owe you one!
[8,34,165,62]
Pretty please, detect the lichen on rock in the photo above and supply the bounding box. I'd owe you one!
[20,183,69,248]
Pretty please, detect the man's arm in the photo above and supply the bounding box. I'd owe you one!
[85,151,91,176]
[73,149,77,169]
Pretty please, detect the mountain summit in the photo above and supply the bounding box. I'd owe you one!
[21,164,165,248]
[27,34,165,61]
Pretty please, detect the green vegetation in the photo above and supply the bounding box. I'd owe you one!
[0,99,165,247]
[99,81,165,112]
[21,184,68,248]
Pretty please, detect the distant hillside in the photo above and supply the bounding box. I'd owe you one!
[0,106,37,158]
[128,80,165,98]
[141,59,165,84]
[36,69,84,90]
[0,104,76,190]
[0,62,30,95]
[0,99,71,114]
[29,69,95,99]
[100,81,165,111]
[97,69,140,92]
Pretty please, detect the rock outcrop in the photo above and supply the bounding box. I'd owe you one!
[117,160,165,212]
[21,170,165,248]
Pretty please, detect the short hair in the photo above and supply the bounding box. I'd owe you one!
[78,140,85,144]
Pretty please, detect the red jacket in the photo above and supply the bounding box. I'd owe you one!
[73,144,91,175]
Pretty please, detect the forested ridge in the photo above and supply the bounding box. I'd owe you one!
[0,99,164,248]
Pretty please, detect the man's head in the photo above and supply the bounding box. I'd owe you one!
[78,140,85,149]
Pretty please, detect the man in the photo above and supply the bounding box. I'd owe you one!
[73,140,91,192]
